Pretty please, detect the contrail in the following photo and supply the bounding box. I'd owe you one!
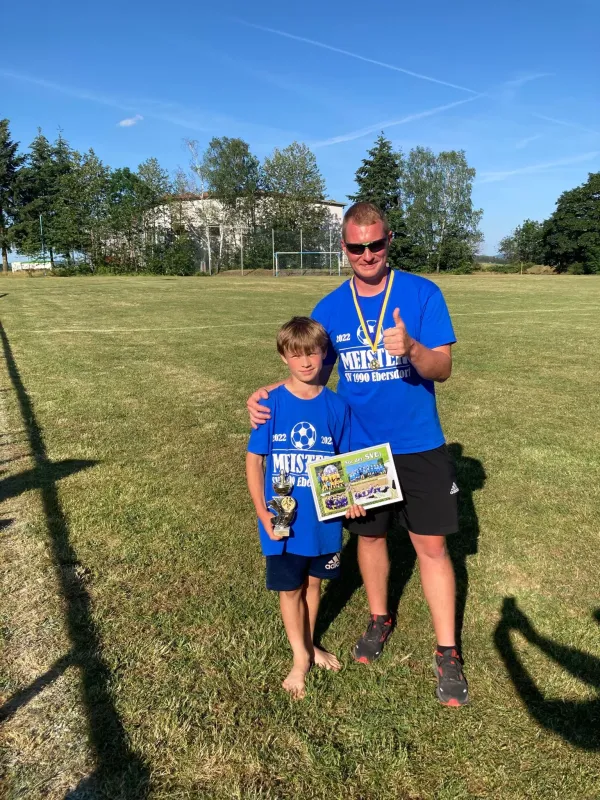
[234,19,480,95]
[313,95,483,147]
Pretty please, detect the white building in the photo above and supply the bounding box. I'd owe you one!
[10,261,51,272]
[151,193,345,234]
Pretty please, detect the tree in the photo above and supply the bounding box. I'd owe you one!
[499,219,545,272]
[350,133,402,211]
[349,133,413,269]
[262,142,328,230]
[403,148,483,272]
[199,137,260,226]
[542,172,600,273]
[0,119,25,272]
[14,130,55,263]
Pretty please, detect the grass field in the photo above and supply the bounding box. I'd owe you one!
[0,274,599,800]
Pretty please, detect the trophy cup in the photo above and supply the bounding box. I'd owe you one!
[267,468,297,538]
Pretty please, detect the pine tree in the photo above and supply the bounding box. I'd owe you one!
[349,133,414,269]
[14,130,59,265]
[0,119,25,272]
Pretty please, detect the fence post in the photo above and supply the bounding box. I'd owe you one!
[329,226,332,275]
[240,231,244,276]
[272,228,275,275]
[206,226,212,275]
[300,228,303,272]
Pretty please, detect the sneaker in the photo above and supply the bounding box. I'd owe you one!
[433,648,469,707]
[352,613,394,664]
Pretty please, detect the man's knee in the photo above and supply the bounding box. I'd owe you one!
[411,534,448,561]
[357,534,387,549]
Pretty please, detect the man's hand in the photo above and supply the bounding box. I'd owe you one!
[382,307,414,359]
[258,509,283,540]
[247,387,271,430]
[345,503,367,520]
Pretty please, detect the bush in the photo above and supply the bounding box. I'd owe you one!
[486,262,521,274]
[567,262,585,275]
[525,264,555,275]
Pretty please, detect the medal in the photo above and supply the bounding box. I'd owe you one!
[350,270,395,370]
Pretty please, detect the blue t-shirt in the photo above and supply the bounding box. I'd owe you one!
[312,270,456,454]
[247,385,351,557]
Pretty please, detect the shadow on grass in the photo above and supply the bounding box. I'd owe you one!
[315,442,485,652]
[495,597,600,751]
[0,322,150,798]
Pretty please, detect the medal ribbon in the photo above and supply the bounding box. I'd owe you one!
[349,269,395,357]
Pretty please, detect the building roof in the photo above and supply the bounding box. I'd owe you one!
[164,192,345,207]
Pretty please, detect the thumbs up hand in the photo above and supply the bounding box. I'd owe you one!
[383,307,414,358]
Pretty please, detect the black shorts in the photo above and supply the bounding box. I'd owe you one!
[265,551,341,591]
[345,445,459,538]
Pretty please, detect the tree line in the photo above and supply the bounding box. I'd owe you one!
[498,172,600,274]
[0,118,484,274]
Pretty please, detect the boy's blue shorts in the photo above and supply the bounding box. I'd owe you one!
[266,551,341,591]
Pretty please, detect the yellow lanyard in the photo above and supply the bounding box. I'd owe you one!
[349,269,395,356]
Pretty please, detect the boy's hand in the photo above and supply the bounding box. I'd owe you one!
[247,387,271,430]
[259,510,283,540]
[345,504,367,520]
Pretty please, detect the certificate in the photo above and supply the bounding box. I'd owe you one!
[307,443,402,521]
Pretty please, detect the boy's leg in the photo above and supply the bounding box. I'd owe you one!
[279,586,313,698]
[304,575,341,671]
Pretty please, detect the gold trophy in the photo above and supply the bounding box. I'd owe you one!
[267,468,297,538]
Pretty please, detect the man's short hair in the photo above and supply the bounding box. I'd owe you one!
[277,317,329,356]
[342,202,390,240]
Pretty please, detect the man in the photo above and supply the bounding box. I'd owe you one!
[247,202,468,706]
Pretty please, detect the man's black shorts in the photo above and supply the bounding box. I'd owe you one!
[345,444,459,537]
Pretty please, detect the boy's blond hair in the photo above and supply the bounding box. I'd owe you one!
[277,316,329,356]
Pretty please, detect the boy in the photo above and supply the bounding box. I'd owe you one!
[246,317,363,699]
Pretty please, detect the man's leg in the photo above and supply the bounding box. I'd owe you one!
[409,531,468,706]
[304,575,341,671]
[357,535,389,616]
[408,532,455,646]
[352,534,394,663]
[279,585,313,699]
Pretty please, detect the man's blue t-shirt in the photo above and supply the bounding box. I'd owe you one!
[247,385,351,557]
[312,270,456,455]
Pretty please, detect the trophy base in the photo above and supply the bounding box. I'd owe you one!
[274,526,291,538]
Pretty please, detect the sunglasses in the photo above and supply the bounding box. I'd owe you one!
[343,237,388,256]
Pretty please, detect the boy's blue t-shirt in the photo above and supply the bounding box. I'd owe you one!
[247,385,351,557]
[312,270,456,455]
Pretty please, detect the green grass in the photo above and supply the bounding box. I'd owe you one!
[0,274,599,799]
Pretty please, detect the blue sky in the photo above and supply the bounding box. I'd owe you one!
[2,0,599,252]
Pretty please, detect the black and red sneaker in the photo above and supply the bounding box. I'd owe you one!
[433,648,469,707]
[352,613,394,664]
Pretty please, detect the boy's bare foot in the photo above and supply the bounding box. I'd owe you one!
[282,663,310,699]
[313,647,341,671]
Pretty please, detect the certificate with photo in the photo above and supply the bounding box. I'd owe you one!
[307,443,402,521]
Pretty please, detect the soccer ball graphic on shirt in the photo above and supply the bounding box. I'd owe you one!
[357,320,382,347]
[290,421,317,450]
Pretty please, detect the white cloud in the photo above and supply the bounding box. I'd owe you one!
[312,95,483,148]
[118,114,143,127]
[504,73,554,89]
[478,151,599,183]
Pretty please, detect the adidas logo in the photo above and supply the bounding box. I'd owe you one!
[325,553,341,570]
[450,482,459,495]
